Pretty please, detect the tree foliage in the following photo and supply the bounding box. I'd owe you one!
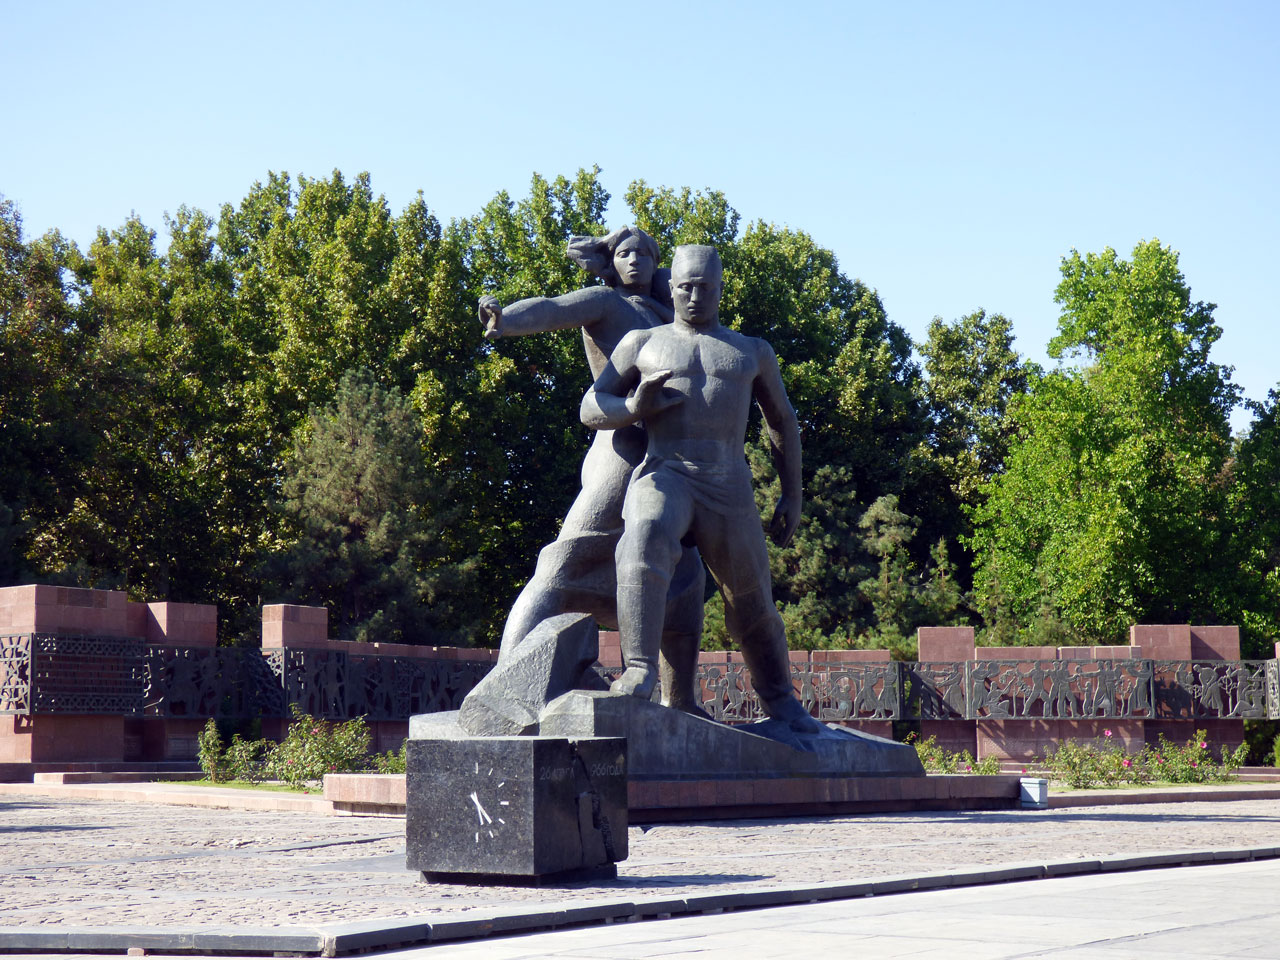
[971,240,1239,644]
[4,174,1275,657]
[269,370,471,643]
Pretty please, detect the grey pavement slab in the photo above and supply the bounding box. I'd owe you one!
[2,793,1280,955]
[12,857,1279,958]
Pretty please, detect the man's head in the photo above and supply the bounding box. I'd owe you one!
[669,245,723,326]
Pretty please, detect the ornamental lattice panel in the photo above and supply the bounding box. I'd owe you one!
[0,634,32,714]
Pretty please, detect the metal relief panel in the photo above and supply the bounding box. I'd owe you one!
[964,659,1154,720]
[906,662,967,720]
[282,649,348,719]
[1152,660,1269,720]
[699,663,763,722]
[798,663,901,720]
[411,659,491,714]
[0,634,32,715]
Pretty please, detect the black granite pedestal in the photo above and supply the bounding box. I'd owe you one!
[406,736,627,883]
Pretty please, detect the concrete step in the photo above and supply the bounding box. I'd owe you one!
[34,770,207,784]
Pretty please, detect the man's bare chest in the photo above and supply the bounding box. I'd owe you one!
[637,331,757,387]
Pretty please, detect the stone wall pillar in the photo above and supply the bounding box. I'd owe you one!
[0,585,217,774]
[1131,624,1243,755]
[917,627,977,757]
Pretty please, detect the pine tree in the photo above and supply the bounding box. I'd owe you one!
[269,369,474,644]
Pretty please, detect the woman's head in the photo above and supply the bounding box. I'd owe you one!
[566,226,660,290]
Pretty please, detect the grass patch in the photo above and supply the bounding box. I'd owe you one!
[158,778,317,794]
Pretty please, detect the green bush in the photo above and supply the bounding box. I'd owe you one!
[197,719,229,783]
[262,703,373,789]
[906,733,1001,775]
[196,706,385,790]
[1043,728,1246,789]
[1042,729,1151,789]
[1149,730,1248,785]
[224,735,269,783]
[372,740,407,774]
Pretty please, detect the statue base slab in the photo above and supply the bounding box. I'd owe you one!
[536,690,924,780]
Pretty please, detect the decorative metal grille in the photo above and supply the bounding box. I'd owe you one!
[1268,660,1280,720]
[0,634,32,715]
[9,629,1278,727]
[30,635,144,714]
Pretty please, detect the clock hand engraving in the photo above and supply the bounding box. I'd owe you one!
[469,790,494,826]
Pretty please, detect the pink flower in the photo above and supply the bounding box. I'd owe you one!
[1191,761,1198,767]
[312,727,321,735]
[286,759,295,765]
[1122,758,1132,768]
[1021,768,1028,774]
[1103,729,1113,738]
[964,763,973,771]
[1198,742,1206,749]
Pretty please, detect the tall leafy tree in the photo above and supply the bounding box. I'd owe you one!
[1226,391,1280,656]
[971,240,1239,643]
[0,198,92,581]
[921,309,1029,506]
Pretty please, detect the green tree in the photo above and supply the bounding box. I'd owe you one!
[268,369,473,643]
[921,309,1029,506]
[0,198,93,582]
[1226,391,1280,656]
[24,209,265,632]
[971,240,1239,643]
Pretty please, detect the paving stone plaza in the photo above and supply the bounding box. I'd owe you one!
[2,786,1280,957]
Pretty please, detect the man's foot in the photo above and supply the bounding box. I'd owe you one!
[763,694,823,734]
[610,665,658,699]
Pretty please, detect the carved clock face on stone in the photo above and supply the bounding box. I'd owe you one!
[465,759,514,846]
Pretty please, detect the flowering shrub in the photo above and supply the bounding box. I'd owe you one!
[197,705,383,790]
[1043,729,1247,789]
[197,719,231,783]
[906,733,1001,775]
[262,704,373,789]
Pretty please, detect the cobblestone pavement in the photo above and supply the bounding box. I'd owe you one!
[2,795,1279,929]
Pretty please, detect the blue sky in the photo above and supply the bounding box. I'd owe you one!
[7,2,1277,430]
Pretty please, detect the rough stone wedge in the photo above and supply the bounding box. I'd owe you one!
[537,690,924,779]
[458,613,600,736]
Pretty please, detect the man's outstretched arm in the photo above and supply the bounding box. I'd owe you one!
[752,340,803,547]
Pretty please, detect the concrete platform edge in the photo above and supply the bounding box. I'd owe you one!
[6,845,1280,957]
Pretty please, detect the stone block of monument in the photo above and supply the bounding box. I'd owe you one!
[406,736,627,882]
[458,613,600,736]
[537,690,923,780]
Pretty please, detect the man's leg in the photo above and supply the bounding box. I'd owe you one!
[613,470,694,698]
[659,543,709,717]
[696,510,822,733]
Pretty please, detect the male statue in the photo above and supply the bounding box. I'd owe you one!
[475,227,706,716]
[581,244,821,733]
